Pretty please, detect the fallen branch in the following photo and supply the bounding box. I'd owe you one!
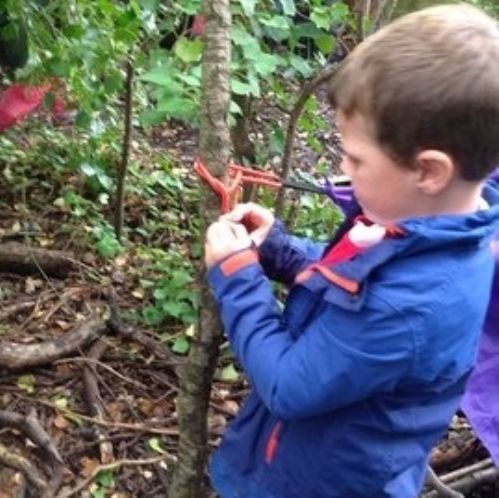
[0,409,62,464]
[0,409,64,496]
[57,455,174,498]
[0,442,47,491]
[82,339,114,464]
[0,242,78,277]
[0,300,36,321]
[0,314,107,370]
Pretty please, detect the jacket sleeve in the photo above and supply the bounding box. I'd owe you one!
[208,252,415,420]
[258,219,327,285]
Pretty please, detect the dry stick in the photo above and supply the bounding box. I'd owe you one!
[25,397,180,436]
[57,456,174,498]
[425,467,464,498]
[0,442,47,491]
[274,64,339,217]
[82,339,114,464]
[56,356,149,390]
[422,466,499,498]
[0,314,107,370]
[441,458,494,484]
[114,53,134,241]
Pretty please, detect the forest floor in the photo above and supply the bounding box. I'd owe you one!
[0,94,497,497]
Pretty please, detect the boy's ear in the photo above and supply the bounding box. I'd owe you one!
[414,150,456,195]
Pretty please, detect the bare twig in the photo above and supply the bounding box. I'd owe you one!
[24,397,180,436]
[441,458,494,483]
[82,339,114,464]
[57,356,149,390]
[275,64,339,217]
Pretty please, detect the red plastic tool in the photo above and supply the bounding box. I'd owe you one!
[194,159,285,212]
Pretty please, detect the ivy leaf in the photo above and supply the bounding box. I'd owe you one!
[330,2,351,25]
[278,0,296,17]
[174,37,203,63]
[171,336,190,355]
[253,53,283,76]
[310,7,331,30]
[231,79,253,96]
[238,0,257,17]
[314,34,335,55]
[289,55,313,77]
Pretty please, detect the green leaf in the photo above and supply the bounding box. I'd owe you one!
[253,53,282,76]
[174,37,203,63]
[162,301,192,319]
[231,79,253,96]
[142,305,164,325]
[220,363,240,382]
[314,34,335,55]
[96,469,114,487]
[310,8,331,30]
[157,96,197,121]
[330,2,351,25]
[278,0,296,17]
[17,374,35,393]
[238,0,257,16]
[171,336,190,354]
[259,15,290,30]
[141,68,183,93]
[269,125,285,155]
[148,437,166,454]
[53,396,68,410]
[289,55,313,77]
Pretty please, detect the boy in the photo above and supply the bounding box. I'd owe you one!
[204,4,499,497]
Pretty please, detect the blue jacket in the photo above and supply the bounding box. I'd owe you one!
[207,181,499,498]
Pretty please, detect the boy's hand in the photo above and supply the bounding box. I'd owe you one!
[221,203,275,247]
[205,220,252,269]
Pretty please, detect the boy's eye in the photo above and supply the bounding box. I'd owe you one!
[347,154,362,167]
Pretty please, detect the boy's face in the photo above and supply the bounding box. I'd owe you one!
[337,111,421,225]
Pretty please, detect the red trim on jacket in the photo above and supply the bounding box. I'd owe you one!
[220,248,259,276]
[265,421,283,464]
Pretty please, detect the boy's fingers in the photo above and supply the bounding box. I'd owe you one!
[206,221,230,242]
[228,221,250,241]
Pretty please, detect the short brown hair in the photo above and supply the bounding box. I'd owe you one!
[329,4,499,181]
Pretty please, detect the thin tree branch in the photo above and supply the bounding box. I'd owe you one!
[275,64,339,217]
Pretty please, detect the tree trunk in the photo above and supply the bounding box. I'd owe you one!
[168,0,231,497]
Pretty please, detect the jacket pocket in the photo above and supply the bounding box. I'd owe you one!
[265,421,283,465]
